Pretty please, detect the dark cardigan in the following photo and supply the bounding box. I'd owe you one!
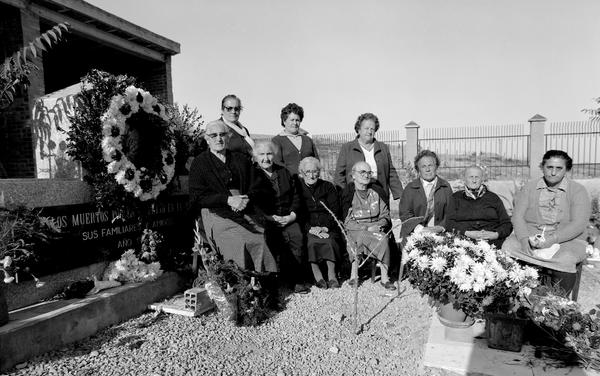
[271,134,319,175]
[446,189,513,248]
[257,163,301,216]
[188,150,270,215]
[298,179,341,233]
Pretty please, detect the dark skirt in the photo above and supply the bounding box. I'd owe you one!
[307,233,341,263]
[201,208,278,273]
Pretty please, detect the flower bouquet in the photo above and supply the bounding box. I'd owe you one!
[404,232,539,320]
[528,291,600,370]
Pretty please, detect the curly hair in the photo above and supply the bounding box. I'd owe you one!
[221,94,242,110]
[414,150,440,172]
[540,150,573,171]
[354,113,380,134]
[280,103,304,126]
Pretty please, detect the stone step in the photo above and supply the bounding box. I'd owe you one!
[0,272,182,371]
[423,309,600,376]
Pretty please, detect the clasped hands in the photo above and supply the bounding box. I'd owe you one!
[267,213,296,227]
[309,226,329,239]
[227,195,249,212]
[464,230,499,240]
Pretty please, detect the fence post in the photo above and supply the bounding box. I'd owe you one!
[528,114,547,179]
[405,121,420,167]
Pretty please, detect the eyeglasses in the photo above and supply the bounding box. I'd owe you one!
[223,106,242,113]
[302,169,320,175]
[206,132,229,139]
[353,170,372,177]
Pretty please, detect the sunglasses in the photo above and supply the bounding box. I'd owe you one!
[302,170,320,175]
[206,132,229,139]
[223,106,242,113]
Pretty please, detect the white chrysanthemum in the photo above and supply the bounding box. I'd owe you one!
[430,257,447,273]
[472,281,486,292]
[407,248,420,260]
[416,255,430,270]
[522,266,539,279]
[481,296,494,307]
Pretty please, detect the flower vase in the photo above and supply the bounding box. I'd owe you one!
[0,284,8,326]
[437,303,474,328]
[485,313,527,352]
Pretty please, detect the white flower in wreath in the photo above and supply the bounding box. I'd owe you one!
[429,256,447,273]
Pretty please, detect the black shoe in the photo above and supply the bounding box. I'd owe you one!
[316,279,328,289]
[347,279,358,287]
[294,283,310,294]
[380,281,397,291]
[328,279,340,289]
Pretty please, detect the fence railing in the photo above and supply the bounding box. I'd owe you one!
[545,121,600,178]
[418,123,530,180]
[307,117,600,181]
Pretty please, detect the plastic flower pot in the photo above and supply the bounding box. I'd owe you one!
[485,313,528,352]
[0,284,8,326]
[437,303,474,328]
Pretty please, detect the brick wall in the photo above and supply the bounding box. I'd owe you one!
[134,56,173,105]
[0,6,43,178]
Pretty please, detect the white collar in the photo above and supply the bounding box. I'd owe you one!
[421,177,437,187]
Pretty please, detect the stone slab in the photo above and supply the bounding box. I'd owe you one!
[4,261,109,311]
[0,272,183,371]
[423,310,600,376]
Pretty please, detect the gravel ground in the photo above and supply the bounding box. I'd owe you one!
[4,280,433,376]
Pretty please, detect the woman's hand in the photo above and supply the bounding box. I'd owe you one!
[274,212,296,227]
[227,195,249,212]
[367,224,382,233]
[520,238,533,255]
[465,230,498,240]
[309,226,329,238]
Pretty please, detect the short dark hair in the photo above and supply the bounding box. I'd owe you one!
[221,94,242,109]
[280,103,304,126]
[541,150,573,171]
[354,113,380,134]
[414,150,440,171]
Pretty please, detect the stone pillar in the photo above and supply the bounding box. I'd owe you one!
[528,114,546,179]
[404,121,420,168]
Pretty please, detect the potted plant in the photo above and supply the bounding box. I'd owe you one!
[404,231,539,350]
[527,291,600,370]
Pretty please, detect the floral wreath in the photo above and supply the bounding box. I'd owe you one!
[100,86,176,201]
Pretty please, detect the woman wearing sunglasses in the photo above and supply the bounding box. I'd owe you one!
[208,94,254,158]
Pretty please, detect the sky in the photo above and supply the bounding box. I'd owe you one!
[88,0,600,136]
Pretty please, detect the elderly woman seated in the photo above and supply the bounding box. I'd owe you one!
[502,150,591,295]
[253,140,310,293]
[343,161,395,291]
[189,121,277,273]
[298,157,342,289]
[446,166,512,249]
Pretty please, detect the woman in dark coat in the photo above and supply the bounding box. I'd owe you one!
[334,113,403,202]
[399,150,454,236]
[210,94,254,158]
[446,166,512,249]
[253,141,310,293]
[271,103,319,176]
[189,121,277,273]
[298,157,342,289]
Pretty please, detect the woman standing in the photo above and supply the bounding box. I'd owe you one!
[208,94,254,158]
[334,113,403,202]
[272,103,319,176]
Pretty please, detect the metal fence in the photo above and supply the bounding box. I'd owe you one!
[418,124,530,180]
[545,121,600,178]
[312,131,406,182]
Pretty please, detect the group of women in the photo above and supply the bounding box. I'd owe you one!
[189,94,591,296]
